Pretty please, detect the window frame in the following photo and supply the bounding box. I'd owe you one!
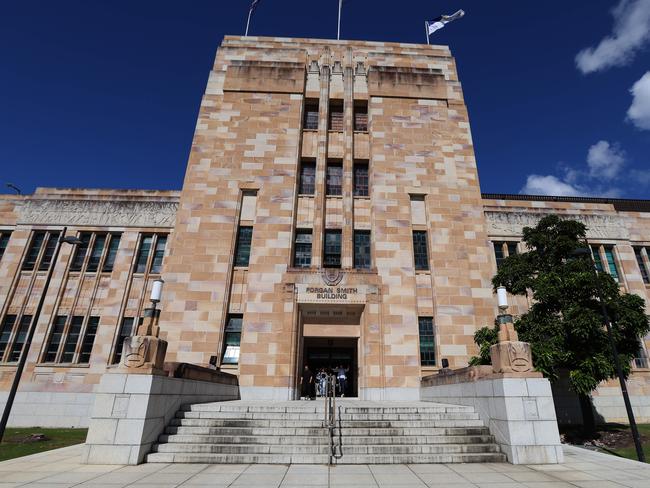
[328,100,344,131]
[133,233,167,275]
[326,161,343,196]
[590,244,621,282]
[353,101,368,132]
[353,161,369,197]
[492,241,519,269]
[222,314,242,365]
[354,230,371,270]
[418,316,436,367]
[234,226,253,268]
[303,100,319,130]
[633,246,650,285]
[412,230,430,271]
[293,229,312,269]
[22,230,61,272]
[41,314,101,365]
[298,160,316,195]
[0,231,11,262]
[323,229,342,268]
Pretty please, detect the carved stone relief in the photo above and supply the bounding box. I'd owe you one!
[485,211,629,240]
[18,199,178,227]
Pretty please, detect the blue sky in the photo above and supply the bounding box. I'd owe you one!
[1,0,649,198]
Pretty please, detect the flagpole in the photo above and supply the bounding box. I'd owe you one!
[337,0,342,40]
[245,8,252,36]
[425,21,429,45]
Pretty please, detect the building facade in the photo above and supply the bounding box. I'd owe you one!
[0,37,649,425]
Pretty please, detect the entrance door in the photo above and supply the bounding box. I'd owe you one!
[303,337,358,397]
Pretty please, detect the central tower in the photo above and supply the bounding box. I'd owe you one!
[160,36,495,401]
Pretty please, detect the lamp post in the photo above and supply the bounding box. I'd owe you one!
[570,246,646,462]
[144,279,164,336]
[0,227,82,441]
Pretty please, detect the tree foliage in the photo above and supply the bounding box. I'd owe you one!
[470,215,649,397]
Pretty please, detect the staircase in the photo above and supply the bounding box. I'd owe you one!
[146,400,506,464]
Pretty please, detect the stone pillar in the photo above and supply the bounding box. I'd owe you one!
[490,313,534,374]
[119,307,168,376]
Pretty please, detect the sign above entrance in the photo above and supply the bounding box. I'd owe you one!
[296,283,373,304]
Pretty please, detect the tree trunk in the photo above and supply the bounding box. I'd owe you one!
[578,393,596,438]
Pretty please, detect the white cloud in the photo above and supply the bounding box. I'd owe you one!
[631,168,650,184]
[586,140,625,180]
[627,71,650,129]
[576,0,650,74]
[520,175,586,197]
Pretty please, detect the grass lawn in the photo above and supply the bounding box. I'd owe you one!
[605,424,650,462]
[0,428,87,462]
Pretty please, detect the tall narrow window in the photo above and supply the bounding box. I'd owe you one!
[22,232,45,270]
[0,232,11,262]
[113,317,135,364]
[303,100,319,130]
[418,317,436,366]
[591,244,620,281]
[634,247,649,284]
[353,161,369,197]
[413,231,429,271]
[44,315,66,362]
[293,230,312,268]
[324,230,342,268]
[60,316,83,362]
[326,162,343,196]
[354,101,368,131]
[102,234,121,272]
[79,316,99,363]
[0,315,16,360]
[590,245,604,273]
[135,235,153,273]
[298,161,316,195]
[70,233,91,271]
[234,226,253,267]
[493,241,518,269]
[354,230,371,269]
[38,233,59,271]
[86,235,106,273]
[222,314,242,365]
[151,235,167,273]
[603,246,620,282]
[9,315,32,362]
[328,100,344,131]
[634,342,650,369]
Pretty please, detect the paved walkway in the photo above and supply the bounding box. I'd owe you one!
[0,444,647,487]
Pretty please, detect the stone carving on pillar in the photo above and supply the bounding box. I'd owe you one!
[490,313,533,374]
[120,307,168,375]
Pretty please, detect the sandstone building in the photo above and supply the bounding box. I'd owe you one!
[0,37,648,426]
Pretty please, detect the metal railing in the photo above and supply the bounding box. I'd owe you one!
[322,375,340,464]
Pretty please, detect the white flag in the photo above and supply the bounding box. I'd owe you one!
[427,9,465,35]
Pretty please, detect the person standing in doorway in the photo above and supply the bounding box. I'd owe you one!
[301,364,314,400]
[335,364,348,397]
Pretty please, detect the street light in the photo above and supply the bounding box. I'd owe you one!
[0,227,82,441]
[144,279,164,335]
[570,246,646,462]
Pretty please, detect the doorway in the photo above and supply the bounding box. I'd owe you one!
[303,337,358,397]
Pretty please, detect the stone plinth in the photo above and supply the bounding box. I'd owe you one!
[82,368,239,465]
[421,366,563,464]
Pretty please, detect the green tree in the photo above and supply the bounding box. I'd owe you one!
[470,215,649,433]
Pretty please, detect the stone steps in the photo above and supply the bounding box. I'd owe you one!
[146,400,506,464]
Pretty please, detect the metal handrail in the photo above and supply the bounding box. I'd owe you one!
[322,375,338,464]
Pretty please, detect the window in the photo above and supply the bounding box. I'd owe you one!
[353,161,369,197]
[419,317,436,366]
[8,315,32,362]
[44,315,66,362]
[412,231,429,271]
[591,245,620,282]
[151,235,166,273]
[493,241,518,269]
[354,230,371,269]
[354,101,368,131]
[634,342,650,369]
[234,226,253,267]
[79,316,99,363]
[222,314,242,365]
[22,231,61,271]
[43,315,100,364]
[0,232,11,262]
[134,234,167,274]
[0,315,16,359]
[634,247,649,284]
[303,100,319,130]
[102,234,121,272]
[113,317,135,364]
[293,230,312,268]
[328,100,344,131]
[324,230,342,268]
[298,161,316,195]
[326,161,343,196]
[70,233,91,271]
[86,235,106,272]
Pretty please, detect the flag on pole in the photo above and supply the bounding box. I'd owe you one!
[427,9,465,36]
[250,0,262,13]
[245,0,262,36]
